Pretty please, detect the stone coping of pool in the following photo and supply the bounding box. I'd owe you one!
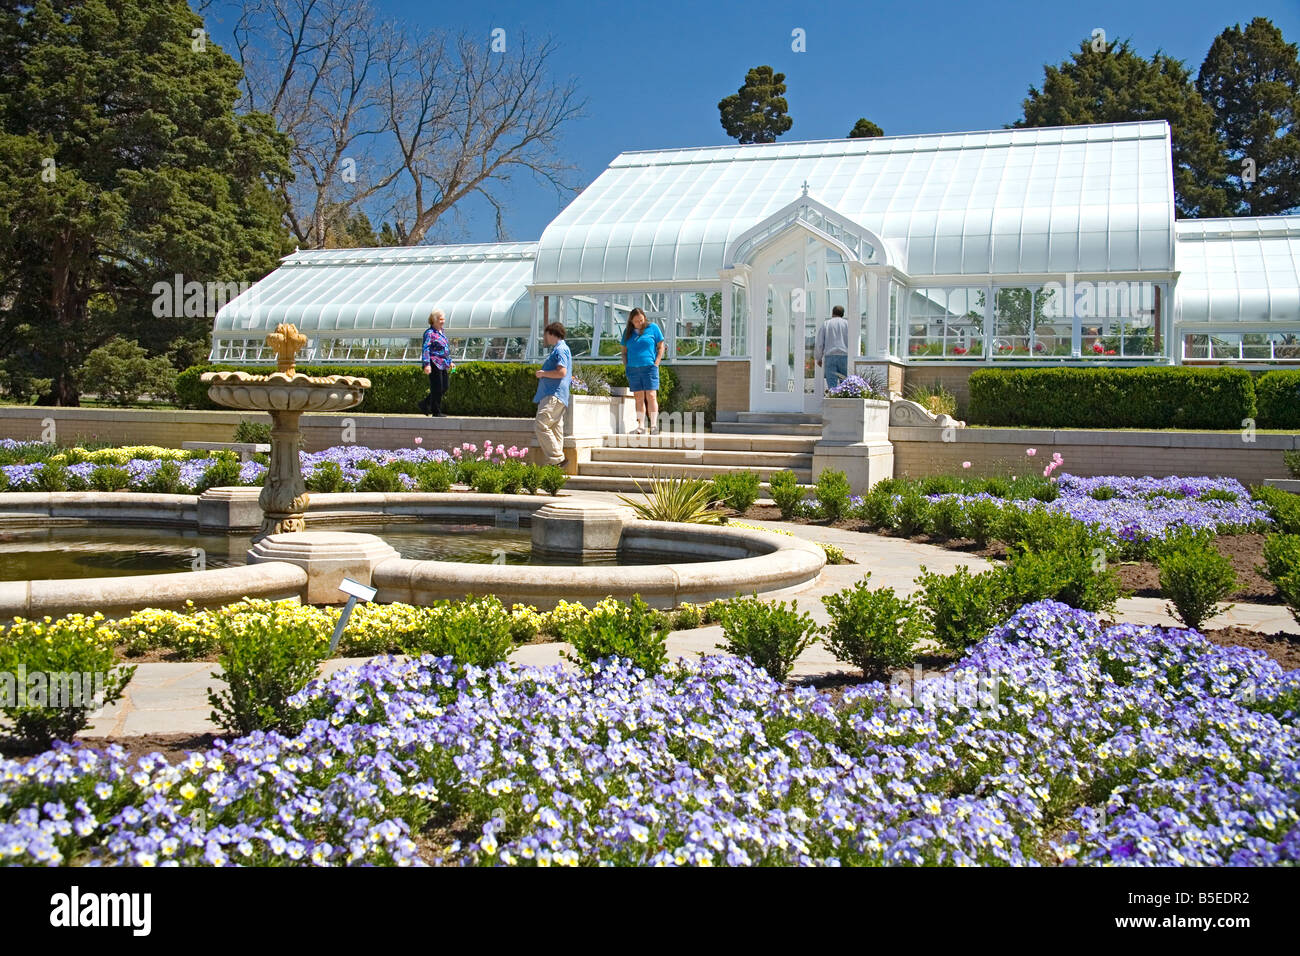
[372,521,826,610]
[0,562,308,620]
[0,490,566,532]
[0,493,826,615]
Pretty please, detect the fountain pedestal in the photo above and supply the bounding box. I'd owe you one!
[197,486,263,532]
[201,323,369,541]
[247,531,400,605]
[260,410,309,536]
[531,500,634,561]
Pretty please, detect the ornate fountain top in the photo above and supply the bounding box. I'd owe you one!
[267,323,308,374]
[201,319,369,411]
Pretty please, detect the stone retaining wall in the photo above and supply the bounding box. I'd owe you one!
[0,406,536,454]
[890,426,1299,485]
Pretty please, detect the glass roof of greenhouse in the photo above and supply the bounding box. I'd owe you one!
[1175,217,1300,325]
[535,121,1176,284]
[213,242,536,336]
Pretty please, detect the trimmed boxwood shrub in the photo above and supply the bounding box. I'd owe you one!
[178,361,679,417]
[967,367,1256,430]
[604,364,676,411]
[1255,370,1300,429]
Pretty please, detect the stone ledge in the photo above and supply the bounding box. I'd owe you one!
[0,562,308,620]
[373,519,824,610]
[890,427,1298,449]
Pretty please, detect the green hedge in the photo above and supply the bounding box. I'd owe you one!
[177,364,430,413]
[177,361,678,417]
[602,364,677,411]
[966,367,1257,430]
[1256,370,1300,429]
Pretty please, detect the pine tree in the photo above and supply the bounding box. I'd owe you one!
[848,118,884,138]
[1197,17,1300,216]
[718,66,793,145]
[0,1,291,404]
[1016,38,1230,218]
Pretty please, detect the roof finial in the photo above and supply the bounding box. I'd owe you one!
[801,180,810,197]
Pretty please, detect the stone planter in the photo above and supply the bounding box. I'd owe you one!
[564,393,638,438]
[821,398,891,442]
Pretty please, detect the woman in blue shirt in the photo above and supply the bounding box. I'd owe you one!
[620,308,665,435]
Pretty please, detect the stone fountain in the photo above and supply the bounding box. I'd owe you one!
[202,323,370,539]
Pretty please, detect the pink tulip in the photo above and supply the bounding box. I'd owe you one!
[452,448,463,458]
[962,461,972,469]
[414,437,422,446]
[1026,448,1037,457]
[1043,466,1051,477]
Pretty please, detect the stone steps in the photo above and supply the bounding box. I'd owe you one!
[579,460,812,482]
[711,421,824,436]
[562,474,810,493]
[603,432,816,453]
[736,411,822,424]
[590,446,813,469]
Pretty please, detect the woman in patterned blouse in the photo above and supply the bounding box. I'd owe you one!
[419,309,453,416]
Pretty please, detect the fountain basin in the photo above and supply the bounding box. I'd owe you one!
[0,493,825,617]
[375,520,825,610]
[202,371,370,412]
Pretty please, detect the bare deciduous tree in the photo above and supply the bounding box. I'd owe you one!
[385,32,584,244]
[225,0,584,247]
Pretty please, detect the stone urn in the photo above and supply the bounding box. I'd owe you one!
[202,324,369,539]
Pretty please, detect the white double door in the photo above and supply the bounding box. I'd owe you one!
[748,233,851,414]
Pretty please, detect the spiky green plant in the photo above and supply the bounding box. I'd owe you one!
[618,472,723,524]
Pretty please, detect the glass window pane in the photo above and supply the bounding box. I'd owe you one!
[907,286,986,358]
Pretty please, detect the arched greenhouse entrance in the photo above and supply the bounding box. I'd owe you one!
[723,191,895,414]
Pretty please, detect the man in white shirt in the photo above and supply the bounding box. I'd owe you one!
[815,305,850,389]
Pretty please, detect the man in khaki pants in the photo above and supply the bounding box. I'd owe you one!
[533,321,572,465]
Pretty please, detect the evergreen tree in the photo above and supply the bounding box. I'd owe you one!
[848,118,884,138]
[718,66,793,144]
[1016,38,1230,218]
[0,0,291,404]
[1197,17,1300,216]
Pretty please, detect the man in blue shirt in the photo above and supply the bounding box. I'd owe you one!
[533,321,572,466]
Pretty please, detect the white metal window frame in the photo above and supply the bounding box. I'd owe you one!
[898,276,1174,364]
[1179,325,1300,363]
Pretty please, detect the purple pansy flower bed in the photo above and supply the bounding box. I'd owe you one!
[920,474,1272,544]
[0,446,455,494]
[1,601,1295,866]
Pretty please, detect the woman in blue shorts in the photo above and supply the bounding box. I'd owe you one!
[620,308,666,434]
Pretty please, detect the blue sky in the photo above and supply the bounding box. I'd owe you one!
[202,0,1300,243]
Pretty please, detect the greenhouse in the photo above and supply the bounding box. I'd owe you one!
[212,120,1300,414]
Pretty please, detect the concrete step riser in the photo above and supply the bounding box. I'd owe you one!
[563,475,812,493]
[590,449,812,467]
[711,423,824,436]
[603,433,816,453]
[579,462,811,481]
[737,412,822,424]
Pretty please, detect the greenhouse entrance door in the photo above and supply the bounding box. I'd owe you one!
[748,230,848,414]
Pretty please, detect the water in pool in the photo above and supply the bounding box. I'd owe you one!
[0,522,696,580]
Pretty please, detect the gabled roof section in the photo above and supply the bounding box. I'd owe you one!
[1174,217,1300,325]
[214,242,536,335]
[535,122,1176,284]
